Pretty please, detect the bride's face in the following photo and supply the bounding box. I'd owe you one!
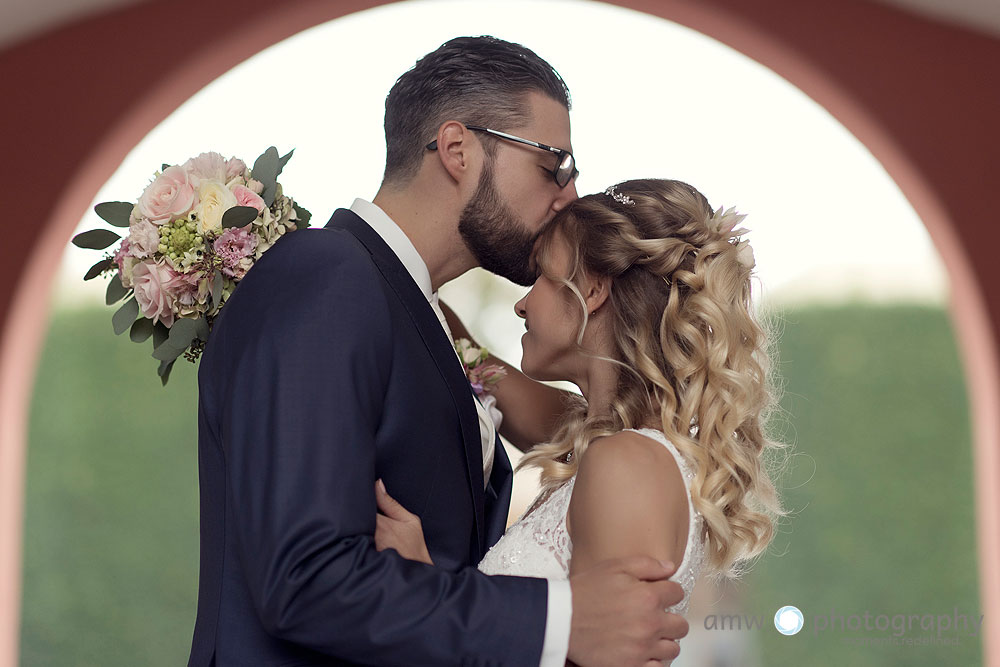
[514,233,585,382]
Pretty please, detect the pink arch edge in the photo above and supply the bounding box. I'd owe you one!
[1,1,996,665]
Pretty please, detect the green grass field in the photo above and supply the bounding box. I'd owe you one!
[741,305,979,665]
[20,303,980,665]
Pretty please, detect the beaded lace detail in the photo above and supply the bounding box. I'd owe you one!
[478,428,705,615]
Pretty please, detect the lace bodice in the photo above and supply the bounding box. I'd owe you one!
[478,428,705,616]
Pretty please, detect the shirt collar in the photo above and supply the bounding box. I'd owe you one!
[349,198,433,300]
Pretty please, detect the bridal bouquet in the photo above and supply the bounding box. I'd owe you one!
[73,147,311,384]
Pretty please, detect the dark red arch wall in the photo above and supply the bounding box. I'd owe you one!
[1,0,999,664]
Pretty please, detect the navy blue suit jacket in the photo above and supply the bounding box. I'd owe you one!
[188,210,548,666]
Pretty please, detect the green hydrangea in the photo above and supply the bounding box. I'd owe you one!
[158,218,206,269]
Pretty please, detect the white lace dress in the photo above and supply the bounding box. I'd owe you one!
[478,428,705,616]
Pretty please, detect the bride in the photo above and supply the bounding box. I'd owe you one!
[374,178,784,632]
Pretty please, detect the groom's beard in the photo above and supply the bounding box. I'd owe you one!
[458,161,538,287]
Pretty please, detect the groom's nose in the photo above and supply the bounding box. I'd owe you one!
[552,179,578,212]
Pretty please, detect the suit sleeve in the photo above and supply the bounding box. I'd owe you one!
[209,232,548,666]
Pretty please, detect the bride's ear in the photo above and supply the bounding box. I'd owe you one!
[583,273,611,316]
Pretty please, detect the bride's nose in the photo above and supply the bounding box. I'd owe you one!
[514,296,527,319]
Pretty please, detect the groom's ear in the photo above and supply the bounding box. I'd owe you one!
[434,121,476,183]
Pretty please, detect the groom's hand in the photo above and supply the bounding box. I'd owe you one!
[567,556,687,667]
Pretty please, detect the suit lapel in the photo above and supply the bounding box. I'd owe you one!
[326,209,487,556]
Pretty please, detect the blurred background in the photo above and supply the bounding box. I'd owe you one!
[21,0,980,665]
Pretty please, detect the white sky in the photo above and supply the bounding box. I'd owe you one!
[58,0,946,338]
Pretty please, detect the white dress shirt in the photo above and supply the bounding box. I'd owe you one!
[349,199,572,667]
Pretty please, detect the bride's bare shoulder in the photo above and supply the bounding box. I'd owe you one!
[568,430,690,567]
[577,430,684,490]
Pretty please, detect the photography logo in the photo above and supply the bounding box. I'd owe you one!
[774,605,804,636]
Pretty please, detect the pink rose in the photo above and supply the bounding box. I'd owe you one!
[213,227,258,279]
[183,152,227,185]
[132,260,181,327]
[226,157,247,181]
[231,184,265,213]
[246,178,264,194]
[128,219,161,258]
[137,166,197,224]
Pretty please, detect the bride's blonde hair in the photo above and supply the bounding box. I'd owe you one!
[518,178,785,577]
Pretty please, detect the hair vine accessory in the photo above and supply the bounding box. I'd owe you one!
[604,185,635,207]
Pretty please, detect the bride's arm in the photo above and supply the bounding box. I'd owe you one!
[566,431,689,577]
[566,432,691,667]
[441,301,572,451]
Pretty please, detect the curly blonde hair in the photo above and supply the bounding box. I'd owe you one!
[518,178,785,577]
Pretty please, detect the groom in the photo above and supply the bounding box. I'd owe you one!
[189,36,688,666]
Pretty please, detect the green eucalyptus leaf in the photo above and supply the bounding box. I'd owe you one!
[130,317,154,343]
[276,149,294,176]
[193,316,210,342]
[263,186,278,208]
[94,201,132,228]
[211,270,224,310]
[252,147,280,207]
[105,274,129,305]
[293,204,312,229]
[152,322,170,350]
[73,229,121,250]
[158,359,175,386]
[152,342,184,362]
[221,205,259,229]
[84,258,113,280]
[168,318,199,349]
[112,297,139,335]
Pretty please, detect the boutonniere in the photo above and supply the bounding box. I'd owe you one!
[454,338,507,396]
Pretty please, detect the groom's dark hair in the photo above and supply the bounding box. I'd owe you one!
[382,36,571,184]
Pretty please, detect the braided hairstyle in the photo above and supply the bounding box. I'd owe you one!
[518,178,785,577]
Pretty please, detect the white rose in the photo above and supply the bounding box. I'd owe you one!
[196,179,238,233]
[462,347,481,365]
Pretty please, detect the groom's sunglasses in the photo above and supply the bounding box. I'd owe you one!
[426,125,579,188]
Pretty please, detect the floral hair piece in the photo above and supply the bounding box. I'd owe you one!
[710,206,755,270]
[604,185,635,206]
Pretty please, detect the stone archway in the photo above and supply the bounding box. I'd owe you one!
[2,1,998,664]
